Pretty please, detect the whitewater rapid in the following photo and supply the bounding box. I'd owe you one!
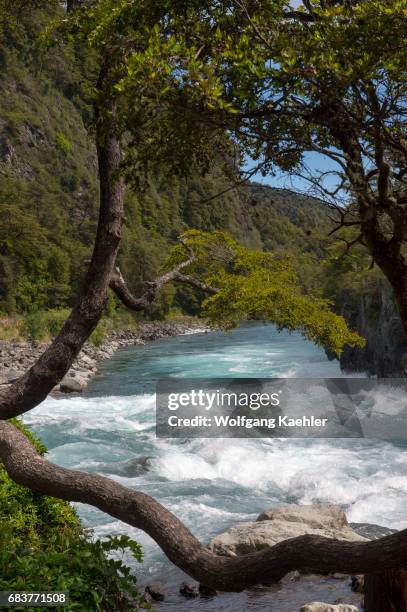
[23,324,407,588]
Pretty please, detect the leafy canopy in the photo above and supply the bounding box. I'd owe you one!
[46,2,368,353]
[166,230,364,355]
[55,0,407,187]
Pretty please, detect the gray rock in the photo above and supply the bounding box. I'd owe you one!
[77,354,97,368]
[142,590,153,605]
[122,456,152,476]
[145,582,165,601]
[208,504,367,557]
[180,582,199,598]
[350,575,364,594]
[300,604,358,612]
[0,321,208,396]
[59,375,86,393]
[281,570,301,583]
[198,584,217,597]
[70,367,93,379]
[350,522,397,540]
[338,279,407,376]
[0,369,23,384]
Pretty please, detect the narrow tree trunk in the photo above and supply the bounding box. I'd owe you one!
[0,122,124,419]
[367,239,407,340]
[365,570,407,612]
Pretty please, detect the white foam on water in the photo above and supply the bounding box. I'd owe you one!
[152,436,406,528]
[181,327,209,335]
[25,391,407,533]
[154,451,219,481]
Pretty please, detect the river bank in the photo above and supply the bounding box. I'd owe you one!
[0,320,208,393]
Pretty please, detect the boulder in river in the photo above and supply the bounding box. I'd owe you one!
[59,374,87,393]
[208,504,367,557]
[180,582,199,598]
[145,582,165,601]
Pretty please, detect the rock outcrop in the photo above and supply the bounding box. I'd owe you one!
[336,279,407,377]
[208,504,367,557]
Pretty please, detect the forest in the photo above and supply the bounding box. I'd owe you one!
[0,1,406,611]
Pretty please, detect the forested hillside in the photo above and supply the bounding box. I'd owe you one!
[1,2,404,375]
[0,2,331,318]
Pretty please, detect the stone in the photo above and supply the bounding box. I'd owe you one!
[0,322,207,397]
[77,354,97,367]
[0,369,23,384]
[145,582,165,601]
[142,590,153,604]
[208,504,367,557]
[300,604,358,612]
[199,584,217,597]
[71,367,93,379]
[180,582,199,598]
[280,570,301,584]
[350,575,364,593]
[338,279,407,377]
[59,375,86,393]
[122,456,152,476]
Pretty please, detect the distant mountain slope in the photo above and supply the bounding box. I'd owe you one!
[0,3,338,313]
[0,3,332,315]
[246,182,331,254]
[2,2,404,376]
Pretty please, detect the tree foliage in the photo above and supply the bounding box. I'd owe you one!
[0,420,146,611]
[1,0,344,321]
[166,230,364,354]
[59,0,407,330]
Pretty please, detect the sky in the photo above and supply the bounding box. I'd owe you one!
[252,0,340,198]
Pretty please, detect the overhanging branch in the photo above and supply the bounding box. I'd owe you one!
[109,258,218,311]
[1,421,407,592]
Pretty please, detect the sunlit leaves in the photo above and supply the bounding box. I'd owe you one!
[165,230,365,354]
[45,0,406,184]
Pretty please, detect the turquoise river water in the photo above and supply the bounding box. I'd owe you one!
[23,323,407,611]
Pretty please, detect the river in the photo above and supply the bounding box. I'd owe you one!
[23,323,407,611]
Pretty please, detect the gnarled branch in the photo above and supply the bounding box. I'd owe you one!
[109,259,218,311]
[1,420,407,592]
[172,272,218,295]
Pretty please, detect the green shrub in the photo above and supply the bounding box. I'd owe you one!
[0,421,147,611]
[21,311,49,343]
[89,322,107,347]
[55,132,73,155]
[21,309,70,343]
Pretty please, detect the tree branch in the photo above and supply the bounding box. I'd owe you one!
[109,257,218,312]
[173,272,218,295]
[1,420,407,592]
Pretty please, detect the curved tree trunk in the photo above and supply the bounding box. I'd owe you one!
[0,104,124,419]
[1,420,407,593]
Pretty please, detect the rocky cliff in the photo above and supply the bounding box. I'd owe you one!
[337,280,407,377]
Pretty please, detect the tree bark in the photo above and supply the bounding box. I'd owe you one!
[365,570,407,612]
[109,262,218,311]
[332,125,407,338]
